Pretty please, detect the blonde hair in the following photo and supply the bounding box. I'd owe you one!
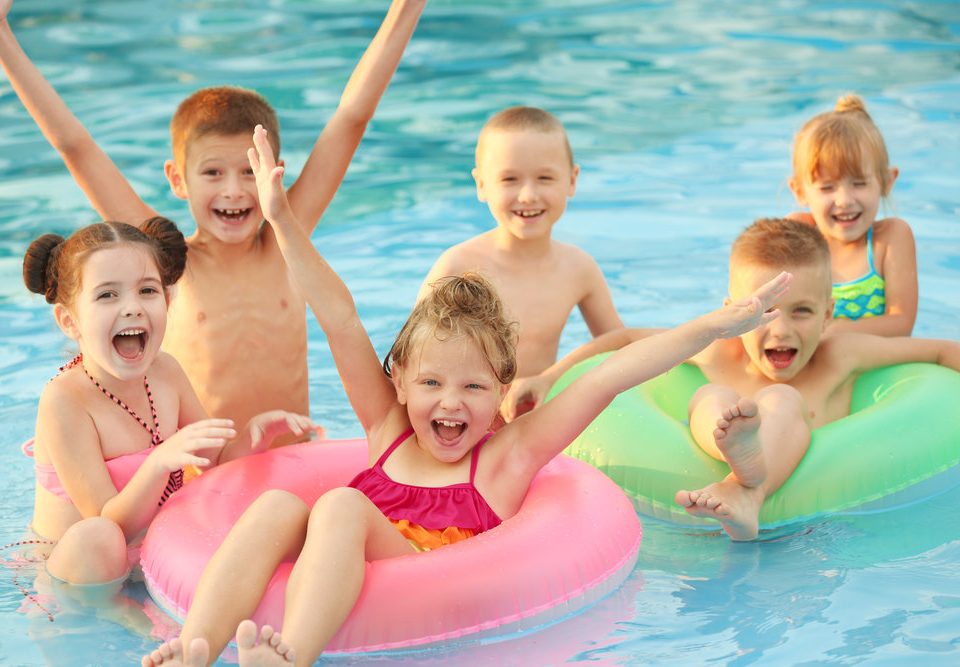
[476,106,574,169]
[170,86,280,170]
[384,273,518,385]
[792,94,894,195]
[731,218,831,294]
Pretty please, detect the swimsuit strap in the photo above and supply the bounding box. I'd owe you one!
[866,226,877,273]
[62,354,182,505]
[469,432,494,483]
[375,427,415,468]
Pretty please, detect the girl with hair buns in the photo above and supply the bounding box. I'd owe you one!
[140,127,790,667]
[789,93,918,336]
[22,218,315,587]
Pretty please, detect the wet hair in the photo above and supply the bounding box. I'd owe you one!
[792,94,894,196]
[731,218,831,293]
[170,86,280,170]
[23,217,187,307]
[476,106,574,168]
[384,273,518,385]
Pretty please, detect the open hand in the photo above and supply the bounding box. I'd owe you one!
[248,124,294,226]
[153,418,235,473]
[500,374,553,422]
[248,410,323,453]
[712,271,792,338]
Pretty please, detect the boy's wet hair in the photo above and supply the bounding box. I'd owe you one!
[23,218,187,307]
[170,86,281,169]
[384,273,518,385]
[731,218,831,291]
[792,94,893,195]
[476,106,574,168]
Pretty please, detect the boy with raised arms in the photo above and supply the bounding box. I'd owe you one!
[419,106,623,421]
[0,0,425,431]
[506,218,960,540]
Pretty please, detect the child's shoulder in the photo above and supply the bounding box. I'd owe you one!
[873,216,914,241]
[431,232,498,269]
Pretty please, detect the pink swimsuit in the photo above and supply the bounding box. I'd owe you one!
[348,428,502,549]
[25,439,150,501]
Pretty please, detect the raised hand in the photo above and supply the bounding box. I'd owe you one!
[248,124,295,227]
[501,374,554,422]
[248,410,322,453]
[711,271,793,339]
[152,419,236,473]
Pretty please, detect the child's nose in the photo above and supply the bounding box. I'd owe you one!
[121,297,143,317]
[834,184,855,206]
[222,172,245,197]
[517,182,536,202]
[439,389,462,410]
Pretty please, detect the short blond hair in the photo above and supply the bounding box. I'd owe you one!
[731,218,831,295]
[170,86,280,170]
[476,106,574,168]
[384,273,518,385]
[792,94,893,195]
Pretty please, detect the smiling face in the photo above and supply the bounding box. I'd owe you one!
[56,244,167,381]
[791,163,892,245]
[731,260,833,382]
[165,132,264,244]
[393,331,506,464]
[473,128,578,242]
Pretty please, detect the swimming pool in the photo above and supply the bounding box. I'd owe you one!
[1,1,958,664]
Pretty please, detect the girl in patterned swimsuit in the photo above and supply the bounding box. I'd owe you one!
[22,218,315,588]
[140,126,791,667]
[788,93,918,336]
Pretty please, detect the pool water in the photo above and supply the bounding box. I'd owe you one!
[1,1,959,664]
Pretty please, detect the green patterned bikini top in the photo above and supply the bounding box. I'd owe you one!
[832,227,885,320]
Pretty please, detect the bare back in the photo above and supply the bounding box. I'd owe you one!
[164,231,308,429]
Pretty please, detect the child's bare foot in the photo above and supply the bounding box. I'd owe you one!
[237,619,295,666]
[675,477,764,540]
[714,397,766,488]
[141,637,209,667]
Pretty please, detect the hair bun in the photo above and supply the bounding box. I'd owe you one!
[23,233,66,303]
[835,94,867,115]
[142,216,188,285]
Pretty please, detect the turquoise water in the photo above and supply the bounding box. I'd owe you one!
[1,1,959,664]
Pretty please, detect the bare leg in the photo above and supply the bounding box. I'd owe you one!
[141,489,310,667]
[237,487,415,667]
[678,384,811,540]
[46,517,128,584]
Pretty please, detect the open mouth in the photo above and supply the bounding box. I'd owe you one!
[432,418,467,444]
[832,212,861,225]
[213,207,252,224]
[764,347,797,370]
[113,328,147,360]
[514,209,545,220]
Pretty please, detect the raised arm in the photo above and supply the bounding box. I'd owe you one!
[0,2,155,222]
[250,126,397,433]
[505,272,792,475]
[827,218,917,336]
[286,0,425,231]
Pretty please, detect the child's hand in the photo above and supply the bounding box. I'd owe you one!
[153,419,236,473]
[248,410,322,453]
[712,271,792,338]
[248,124,294,227]
[501,374,554,422]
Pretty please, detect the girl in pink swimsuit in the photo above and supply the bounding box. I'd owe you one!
[21,218,316,588]
[142,127,792,667]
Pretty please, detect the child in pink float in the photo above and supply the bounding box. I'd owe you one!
[138,126,790,667]
[788,94,917,336]
[0,0,425,433]
[22,217,315,587]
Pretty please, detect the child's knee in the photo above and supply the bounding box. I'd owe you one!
[48,517,128,584]
[252,488,310,521]
[689,383,738,414]
[310,487,368,521]
[755,384,805,414]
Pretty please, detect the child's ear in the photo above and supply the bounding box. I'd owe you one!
[472,167,487,203]
[884,166,900,196]
[164,160,189,200]
[568,163,580,197]
[392,368,408,405]
[53,303,80,340]
[788,177,807,205]
[822,299,835,331]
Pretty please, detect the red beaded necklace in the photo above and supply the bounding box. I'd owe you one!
[60,354,182,504]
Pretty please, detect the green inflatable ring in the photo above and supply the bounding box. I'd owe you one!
[551,355,960,528]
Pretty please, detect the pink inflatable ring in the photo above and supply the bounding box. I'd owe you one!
[141,439,642,653]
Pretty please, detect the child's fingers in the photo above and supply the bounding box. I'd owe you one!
[247,146,261,172]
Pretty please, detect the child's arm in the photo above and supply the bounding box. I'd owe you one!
[575,253,624,337]
[501,326,663,421]
[501,273,792,476]
[286,0,425,232]
[828,218,918,337]
[251,126,398,434]
[843,332,960,373]
[0,3,155,223]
